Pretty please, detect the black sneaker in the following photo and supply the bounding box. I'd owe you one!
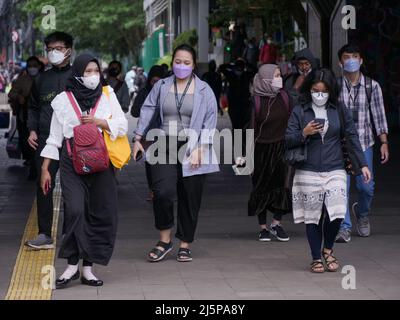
[259,229,271,242]
[270,225,290,242]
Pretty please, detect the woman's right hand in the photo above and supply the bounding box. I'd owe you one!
[303,120,323,137]
[132,140,145,161]
[41,169,51,196]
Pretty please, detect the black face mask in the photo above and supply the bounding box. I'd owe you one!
[108,67,120,77]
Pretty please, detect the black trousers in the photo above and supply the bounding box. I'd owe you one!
[150,140,206,243]
[58,141,118,266]
[35,135,59,237]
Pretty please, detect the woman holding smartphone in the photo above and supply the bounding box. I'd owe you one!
[285,69,371,273]
[132,44,219,263]
[40,53,128,288]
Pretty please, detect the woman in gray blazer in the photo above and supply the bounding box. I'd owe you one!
[133,45,219,263]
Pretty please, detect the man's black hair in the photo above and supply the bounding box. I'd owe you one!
[338,44,361,60]
[44,31,74,48]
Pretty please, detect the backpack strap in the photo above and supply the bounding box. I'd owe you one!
[279,90,291,116]
[66,91,102,118]
[364,76,373,107]
[364,76,377,136]
[66,92,83,120]
[254,95,261,116]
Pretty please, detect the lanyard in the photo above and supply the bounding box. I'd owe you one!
[344,78,360,123]
[173,75,193,135]
[345,78,360,108]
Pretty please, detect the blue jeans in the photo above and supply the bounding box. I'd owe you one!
[341,147,375,230]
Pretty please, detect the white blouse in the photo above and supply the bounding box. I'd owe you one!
[41,86,128,161]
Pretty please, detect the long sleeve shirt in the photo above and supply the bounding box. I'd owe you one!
[40,86,128,161]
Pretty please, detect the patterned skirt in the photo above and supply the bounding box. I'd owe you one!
[292,169,347,225]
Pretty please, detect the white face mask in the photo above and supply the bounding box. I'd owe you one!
[271,77,283,90]
[312,92,329,107]
[48,49,70,66]
[76,74,100,90]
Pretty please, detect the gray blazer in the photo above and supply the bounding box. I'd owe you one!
[135,75,220,177]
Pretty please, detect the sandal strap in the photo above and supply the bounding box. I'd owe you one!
[156,241,172,250]
[178,248,191,256]
[322,251,338,264]
[149,247,164,258]
[311,260,323,267]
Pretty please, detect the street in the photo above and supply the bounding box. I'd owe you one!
[0,116,399,300]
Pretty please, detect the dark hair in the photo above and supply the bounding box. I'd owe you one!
[208,59,216,72]
[26,56,41,65]
[338,43,361,60]
[44,31,74,48]
[171,44,197,67]
[301,68,339,105]
[146,65,165,87]
[109,60,122,70]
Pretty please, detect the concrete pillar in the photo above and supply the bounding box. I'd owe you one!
[197,0,209,64]
[181,0,190,33]
[189,0,198,30]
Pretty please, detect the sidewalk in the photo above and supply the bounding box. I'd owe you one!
[1,116,400,300]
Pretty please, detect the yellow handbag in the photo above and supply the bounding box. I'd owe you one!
[102,86,131,169]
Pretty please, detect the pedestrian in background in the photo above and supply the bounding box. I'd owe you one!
[202,60,224,116]
[25,31,74,250]
[106,60,130,113]
[284,48,318,108]
[8,56,44,180]
[131,64,165,201]
[248,64,292,242]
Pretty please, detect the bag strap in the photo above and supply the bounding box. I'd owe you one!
[337,104,345,140]
[66,91,102,119]
[364,76,377,136]
[66,92,83,120]
[279,90,291,116]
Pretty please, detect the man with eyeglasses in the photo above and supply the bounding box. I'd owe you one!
[25,31,74,250]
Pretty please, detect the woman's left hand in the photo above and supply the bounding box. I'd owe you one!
[81,115,95,124]
[189,147,203,170]
[361,166,372,184]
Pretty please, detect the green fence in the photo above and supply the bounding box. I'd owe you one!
[141,27,167,73]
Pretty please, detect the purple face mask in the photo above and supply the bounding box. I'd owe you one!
[173,63,193,79]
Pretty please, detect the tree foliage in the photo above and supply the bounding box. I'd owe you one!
[22,0,146,60]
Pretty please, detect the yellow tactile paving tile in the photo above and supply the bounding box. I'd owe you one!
[5,178,62,300]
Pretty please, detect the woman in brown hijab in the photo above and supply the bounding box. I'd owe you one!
[248,64,292,242]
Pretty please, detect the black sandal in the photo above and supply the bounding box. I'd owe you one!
[147,241,173,262]
[177,248,192,262]
[310,260,325,273]
[322,250,340,272]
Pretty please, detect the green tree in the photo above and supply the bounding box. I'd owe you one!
[23,0,146,61]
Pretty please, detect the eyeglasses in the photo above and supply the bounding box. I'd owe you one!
[45,46,67,53]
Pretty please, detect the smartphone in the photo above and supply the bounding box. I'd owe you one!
[314,118,326,127]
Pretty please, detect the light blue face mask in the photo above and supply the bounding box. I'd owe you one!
[343,58,361,73]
